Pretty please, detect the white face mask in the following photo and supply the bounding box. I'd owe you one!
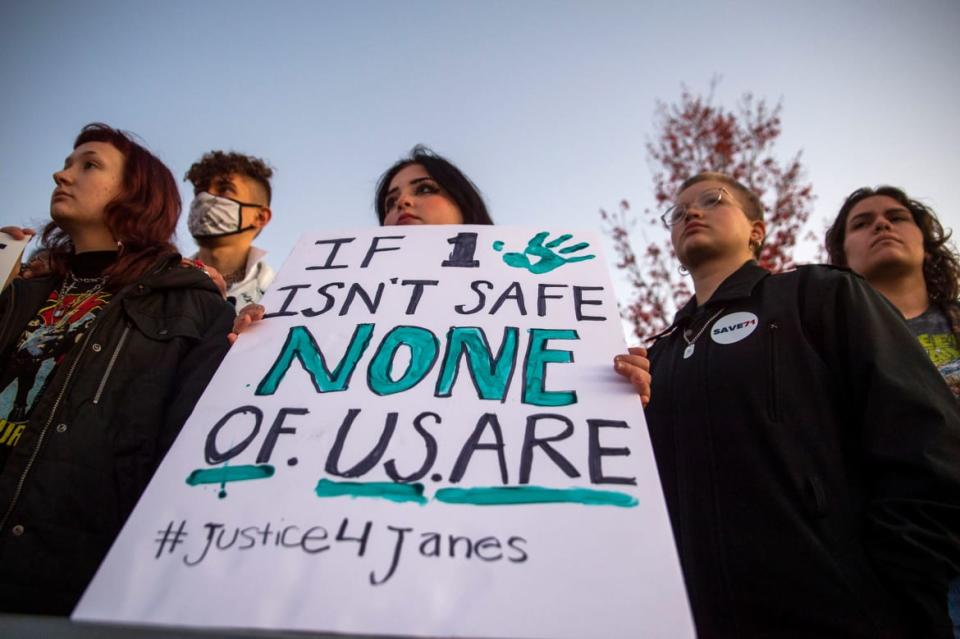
[188,191,261,238]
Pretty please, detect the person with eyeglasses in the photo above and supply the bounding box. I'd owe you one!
[614,171,960,637]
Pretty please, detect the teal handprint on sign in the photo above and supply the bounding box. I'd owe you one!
[494,232,595,275]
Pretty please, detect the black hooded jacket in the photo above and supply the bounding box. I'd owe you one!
[0,256,234,614]
[646,261,960,638]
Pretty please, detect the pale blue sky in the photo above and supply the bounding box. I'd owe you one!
[3,0,958,276]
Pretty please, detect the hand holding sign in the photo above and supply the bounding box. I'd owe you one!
[0,227,36,291]
[0,226,36,242]
[228,303,266,344]
[614,346,651,407]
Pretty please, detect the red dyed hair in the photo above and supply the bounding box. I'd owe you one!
[42,123,180,290]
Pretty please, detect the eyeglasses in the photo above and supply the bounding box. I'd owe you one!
[661,187,730,227]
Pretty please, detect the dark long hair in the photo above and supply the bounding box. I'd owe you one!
[374,145,493,225]
[826,186,960,304]
[43,123,180,290]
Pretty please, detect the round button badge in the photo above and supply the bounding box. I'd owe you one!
[710,312,760,345]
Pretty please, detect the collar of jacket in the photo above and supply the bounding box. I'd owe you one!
[8,272,58,299]
[668,260,770,331]
[2,255,223,351]
[117,255,227,341]
[122,254,222,297]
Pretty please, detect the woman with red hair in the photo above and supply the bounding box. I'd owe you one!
[0,123,234,614]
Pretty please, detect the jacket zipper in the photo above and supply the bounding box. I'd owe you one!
[93,324,131,404]
[0,326,98,532]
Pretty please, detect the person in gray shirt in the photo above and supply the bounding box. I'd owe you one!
[827,184,960,636]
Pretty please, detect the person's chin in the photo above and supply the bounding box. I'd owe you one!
[49,207,71,223]
[859,258,917,282]
[863,250,915,273]
[865,245,910,267]
[679,240,727,268]
[678,234,712,255]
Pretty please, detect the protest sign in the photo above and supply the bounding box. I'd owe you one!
[75,226,694,639]
[0,231,31,291]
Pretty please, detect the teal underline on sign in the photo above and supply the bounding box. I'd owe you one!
[434,486,638,508]
[315,479,428,505]
[186,464,275,486]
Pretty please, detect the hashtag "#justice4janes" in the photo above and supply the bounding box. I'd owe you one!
[155,518,527,586]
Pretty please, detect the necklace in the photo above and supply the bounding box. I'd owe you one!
[52,272,107,320]
[223,264,247,286]
[68,272,107,285]
[682,307,726,359]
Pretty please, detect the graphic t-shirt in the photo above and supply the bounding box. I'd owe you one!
[906,305,960,398]
[0,252,116,471]
[907,305,960,636]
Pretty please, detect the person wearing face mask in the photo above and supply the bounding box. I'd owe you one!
[185,150,276,309]
[827,186,960,636]
[0,123,234,614]
[613,172,960,637]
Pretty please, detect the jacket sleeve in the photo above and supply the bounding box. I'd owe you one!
[813,269,960,636]
[156,291,235,459]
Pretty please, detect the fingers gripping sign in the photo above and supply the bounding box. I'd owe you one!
[228,303,266,345]
[614,346,651,407]
[495,232,596,275]
[1,226,36,290]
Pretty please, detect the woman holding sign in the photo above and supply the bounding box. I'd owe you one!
[614,172,960,637]
[231,146,494,337]
[0,123,234,614]
[374,145,493,226]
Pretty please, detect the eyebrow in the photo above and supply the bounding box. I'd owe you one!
[64,149,102,165]
[385,176,433,198]
[849,206,910,221]
[676,187,722,203]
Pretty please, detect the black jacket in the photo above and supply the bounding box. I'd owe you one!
[646,261,960,638]
[0,256,234,614]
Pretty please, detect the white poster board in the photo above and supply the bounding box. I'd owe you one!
[0,232,31,291]
[75,226,694,639]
